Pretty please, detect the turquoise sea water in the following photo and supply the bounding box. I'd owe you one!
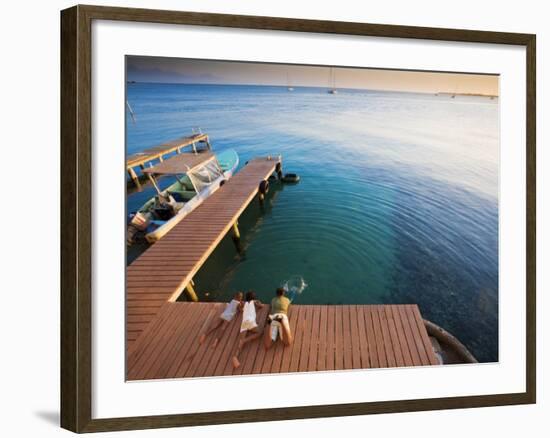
[126,83,499,363]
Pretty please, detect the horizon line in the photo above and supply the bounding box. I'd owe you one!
[126,81,498,97]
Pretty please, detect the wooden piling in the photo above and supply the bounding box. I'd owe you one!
[231,221,243,253]
[185,282,199,302]
[232,222,241,240]
[127,167,141,189]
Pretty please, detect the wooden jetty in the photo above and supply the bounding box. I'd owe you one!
[126,133,211,188]
[126,302,439,380]
[126,157,281,346]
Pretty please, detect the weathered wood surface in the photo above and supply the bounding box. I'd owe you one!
[126,133,209,168]
[126,157,279,346]
[142,151,215,175]
[127,303,439,380]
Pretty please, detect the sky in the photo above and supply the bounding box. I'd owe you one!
[127,56,499,96]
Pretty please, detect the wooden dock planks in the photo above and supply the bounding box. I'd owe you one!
[126,157,280,347]
[126,133,209,169]
[127,303,439,381]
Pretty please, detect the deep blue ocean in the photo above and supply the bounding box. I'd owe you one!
[126,83,499,363]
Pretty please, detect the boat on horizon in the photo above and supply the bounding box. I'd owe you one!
[286,72,294,91]
[127,148,239,244]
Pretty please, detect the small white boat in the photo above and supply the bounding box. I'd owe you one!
[127,149,239,244]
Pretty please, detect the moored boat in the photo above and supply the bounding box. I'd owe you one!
[127,148,239,244]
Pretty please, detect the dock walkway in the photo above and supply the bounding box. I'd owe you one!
[126,157,280,345]
[127,133,210,188]
[127,303,439,380]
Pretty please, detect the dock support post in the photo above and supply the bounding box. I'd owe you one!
[128,167,141,189]
[232,222,241,240]
[231,221,243,253]
[185,281,199,302]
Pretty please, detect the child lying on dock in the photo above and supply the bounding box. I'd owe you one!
[232,291,264,369]
[264,287,293,349]
[198,292,243,348]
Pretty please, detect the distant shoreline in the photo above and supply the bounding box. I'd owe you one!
[436,91,498,98]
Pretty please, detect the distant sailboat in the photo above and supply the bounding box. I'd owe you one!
[451,84,457,98]
[328,67,337,94]
[287,72,294,91]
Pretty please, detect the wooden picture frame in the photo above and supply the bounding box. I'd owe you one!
[60,4,536,433]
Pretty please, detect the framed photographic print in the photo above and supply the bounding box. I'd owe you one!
[60,4,536,433]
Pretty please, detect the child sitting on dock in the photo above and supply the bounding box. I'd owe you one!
[199,292,243,348]
[264,287,293,349]
[232,291,264,369]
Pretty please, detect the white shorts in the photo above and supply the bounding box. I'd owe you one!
[269,313,289,341]
[240,318,258,333]
[220,312,235,322]
[220,300,240,321]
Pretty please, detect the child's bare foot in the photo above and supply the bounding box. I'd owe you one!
[232,356,241,369]
[212,338,219,349]
[198,334,206,344]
